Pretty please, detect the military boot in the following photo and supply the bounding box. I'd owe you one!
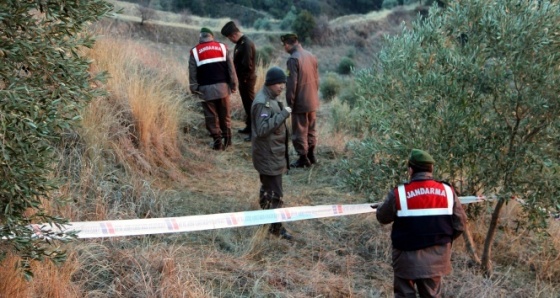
[212,137,224,150]
[267,193,292,240]
[223,136,232,149]
[290,154,311,168]
[307,145,317,164]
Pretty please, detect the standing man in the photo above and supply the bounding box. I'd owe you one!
[221,21,257,142]
[374,149,468,298]
[189,27,238,150]
[281,33,320,168]
[251,66,292,240]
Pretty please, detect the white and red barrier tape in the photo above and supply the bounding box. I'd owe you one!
[26,196,489,239]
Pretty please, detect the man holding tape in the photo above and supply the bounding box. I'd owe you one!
[251,66,292,240]
[374,149,467,298]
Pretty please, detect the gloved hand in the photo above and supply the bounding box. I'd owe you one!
[285,106,292,113]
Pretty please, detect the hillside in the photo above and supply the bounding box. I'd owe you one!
[1,1,559,297]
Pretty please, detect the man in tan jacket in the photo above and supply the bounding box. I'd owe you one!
[281,33,320,168]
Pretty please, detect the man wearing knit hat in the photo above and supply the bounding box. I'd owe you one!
[281,33,320,168]
[221,21,257,142]
[189,27,238,150]
[251,66,293,240]
[374,149,467,297]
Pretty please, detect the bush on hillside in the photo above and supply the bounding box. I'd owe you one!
[320,73,342,101]
[292,10,316,43]
[300,0,322,16]
[253,17,272,31]
[280,6,298,30]
[342,0,560,276]
[338,79,358,107]
[256,46,276,65]
[337,57,355,75]
[311,15,333,45]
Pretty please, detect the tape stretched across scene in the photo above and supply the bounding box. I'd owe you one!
[29,196,488,239]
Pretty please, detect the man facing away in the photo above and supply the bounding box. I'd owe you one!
[189,27,238,150]
[281,33,320,168]
[375,149,468,298]
[221,21,257,142]
[251,66,293,240]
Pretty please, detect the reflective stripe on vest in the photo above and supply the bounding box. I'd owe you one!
[396,183,454,217]
[192,42,227,67]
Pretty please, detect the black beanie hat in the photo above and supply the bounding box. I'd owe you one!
[265,67,287,86]
[221,21,239,37]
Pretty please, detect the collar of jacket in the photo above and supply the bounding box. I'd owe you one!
[288,43,303,54]
[410,172,433,181]
[263,86,279,99]
[236,34,246,45]
[199,36,214,43]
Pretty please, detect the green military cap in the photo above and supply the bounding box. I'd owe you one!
[281,33,298,43]
[408,149,435,166]
[200,27,214,36]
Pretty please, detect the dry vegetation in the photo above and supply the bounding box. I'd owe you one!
[1,2,559,297]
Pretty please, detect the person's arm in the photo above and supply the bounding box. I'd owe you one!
[376,189,397,225]
[451,191,468,240]
[285,58,298,108]
[188,53,198,94]
[226,47,238,93]
[252,102,290,138]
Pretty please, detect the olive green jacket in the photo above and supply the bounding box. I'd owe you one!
[251,87,291,176]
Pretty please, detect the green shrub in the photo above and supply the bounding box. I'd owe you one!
[320,73,341,101]
[292,10,316,43]
[382,0,398,10]
[281,6,298,30]
[337,57,355,75]
[253,17,272,30]
[256,46,275,65]
[338,80,358,107]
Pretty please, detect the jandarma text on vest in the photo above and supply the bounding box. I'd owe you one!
[407,187,446,199]
[198,45,222,54]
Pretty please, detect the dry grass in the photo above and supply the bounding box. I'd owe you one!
[1,3,559,298]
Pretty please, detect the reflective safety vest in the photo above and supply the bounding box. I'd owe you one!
[391,180,455,251]
[191,41,228,86]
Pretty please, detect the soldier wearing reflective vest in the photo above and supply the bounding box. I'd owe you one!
[189,27,238,150]
[375,149,467,298]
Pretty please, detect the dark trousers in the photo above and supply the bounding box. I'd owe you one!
[259,174,283,199]
[239,79,256,129]
[291,111,317,156]
[201,97,231,140]
[394,275,442,298]
[258,174,284,233]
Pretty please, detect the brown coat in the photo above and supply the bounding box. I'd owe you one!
[285,44,319,113]
[376,172,468,279]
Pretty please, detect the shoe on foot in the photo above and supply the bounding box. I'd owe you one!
[279,228,293,241]
[290,155,311,168]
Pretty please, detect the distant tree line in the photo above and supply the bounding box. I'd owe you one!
[125,0,385,21]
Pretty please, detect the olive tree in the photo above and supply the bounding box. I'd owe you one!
[0,0,112,278]
[340,0,560,276]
